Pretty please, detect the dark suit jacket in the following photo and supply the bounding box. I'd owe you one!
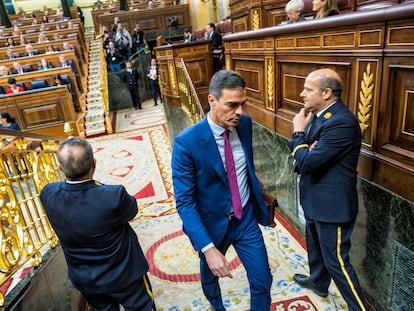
[11,66,32,74]
[288,100,362,223]
[40,180,149,295]
[121,69,139,90]
[23,50,40,57]
[58,60,77,74]
[210,31,222,48]
[172,115,270,252]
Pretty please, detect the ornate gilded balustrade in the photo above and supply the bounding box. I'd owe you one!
[175,59,206,124]
[0,131,64,306]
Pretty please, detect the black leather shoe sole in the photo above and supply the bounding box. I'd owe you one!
[293,273,329,297]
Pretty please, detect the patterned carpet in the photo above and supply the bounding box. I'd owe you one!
[88,101,348,311]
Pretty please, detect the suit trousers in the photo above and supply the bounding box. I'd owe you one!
[128,87,141,109]
[199,200,272,311]
[82,273,156,311]
[149,79,161,105]
[305,217,368,310]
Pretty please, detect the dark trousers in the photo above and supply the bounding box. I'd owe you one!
[149,79,162,106]
[128,87,141,109]
[199,200,272,311]
[83,273,156,311]
[306,217,368,310]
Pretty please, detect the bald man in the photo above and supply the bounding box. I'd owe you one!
[40,138,156,311]
[288,69,368,310]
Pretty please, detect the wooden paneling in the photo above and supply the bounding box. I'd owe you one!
[224,4,414,202]
[0,86,78,137]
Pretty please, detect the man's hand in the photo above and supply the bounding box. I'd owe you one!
[292,108,313,132]
[204,247,233,278]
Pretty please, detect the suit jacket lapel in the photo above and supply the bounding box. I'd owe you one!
[199,118,227,184]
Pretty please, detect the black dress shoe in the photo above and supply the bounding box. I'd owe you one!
[293,274,329,297]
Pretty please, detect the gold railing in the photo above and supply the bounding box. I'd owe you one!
[175,58,206,124]
[0,130,65,306]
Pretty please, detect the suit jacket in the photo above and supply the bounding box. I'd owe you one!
[172,115,270,252]
[147,65,159,81]
[121,69,139,90]
[210,31,222,48]
[288,100,362,223]
[58,60,77,74]
[40,180,149,295]
[23,50,39,57]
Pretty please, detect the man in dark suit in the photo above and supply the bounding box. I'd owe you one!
[40,138,156,311]
[205,22,223,72]
[183,28,196,42]
[12,61,32,74]
[58,53,77,74]
[106,41,122,72]
[288,68,368,310]
[147,58,162,106]
[172,70,273,311]
[23,44,39,57]
[121,60,142,109]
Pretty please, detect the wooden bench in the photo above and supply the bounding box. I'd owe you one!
[0,85,79,138]
[0,27,85,52]
[0,38,86,68]
[0,67,83,111]
[0,50,84,82]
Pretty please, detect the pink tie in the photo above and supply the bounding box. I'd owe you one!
[224,129,243,219]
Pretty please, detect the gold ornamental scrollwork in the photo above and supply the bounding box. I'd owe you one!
[266,58,274,110]
[168,61,178,95]
[358,63,374,136]
[252,10,260,30]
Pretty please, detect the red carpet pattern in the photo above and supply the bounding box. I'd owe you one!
[92,101,348,310]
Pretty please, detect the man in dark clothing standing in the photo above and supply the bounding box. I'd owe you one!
[121,60,141,109]
[147,58,162,106]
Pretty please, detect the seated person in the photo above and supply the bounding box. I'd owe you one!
[313,0,340,19]
[62,42,74,52]
[45,44,58,54]
[0,66,10,77]
[12,61,33,74]
[0,112,21,130]
[58,54,77,74]
[37,32,49,43]
[38,58,53,70]
[184,28,196,42]
[23,44,40,57]
[285,0,306,24]
[5,48,17,60]
[6,77,25,94]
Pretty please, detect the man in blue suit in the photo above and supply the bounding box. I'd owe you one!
[288,68,368,310]
[40,138,156,311]
[172,70,273,311]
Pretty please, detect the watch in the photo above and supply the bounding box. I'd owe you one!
[292,131,305,139]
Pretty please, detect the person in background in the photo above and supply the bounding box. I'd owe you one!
[23,44,39,57]
[121,60,142,110]
[0,66,10,77]
[183,28,196,42]
[147,58,162,106]
[132,24,145,56]
[205,22,223,72]
[313,0,340,19]
[40,138,156,311]
[288,68,368,310]
[105,41,122,72]
[58,54,77,74]
[45,44,58,54]
[285,0,306,23]
[6,78,24,94]
[171,70,273,311]
[38,58,53,70]
[114,23,133,59]
[0,112,21,130]
[12,61,32,74]
[6,37,16,47]
[37,32,49,43]
[5,48,17,60]
[41,14,49,24]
